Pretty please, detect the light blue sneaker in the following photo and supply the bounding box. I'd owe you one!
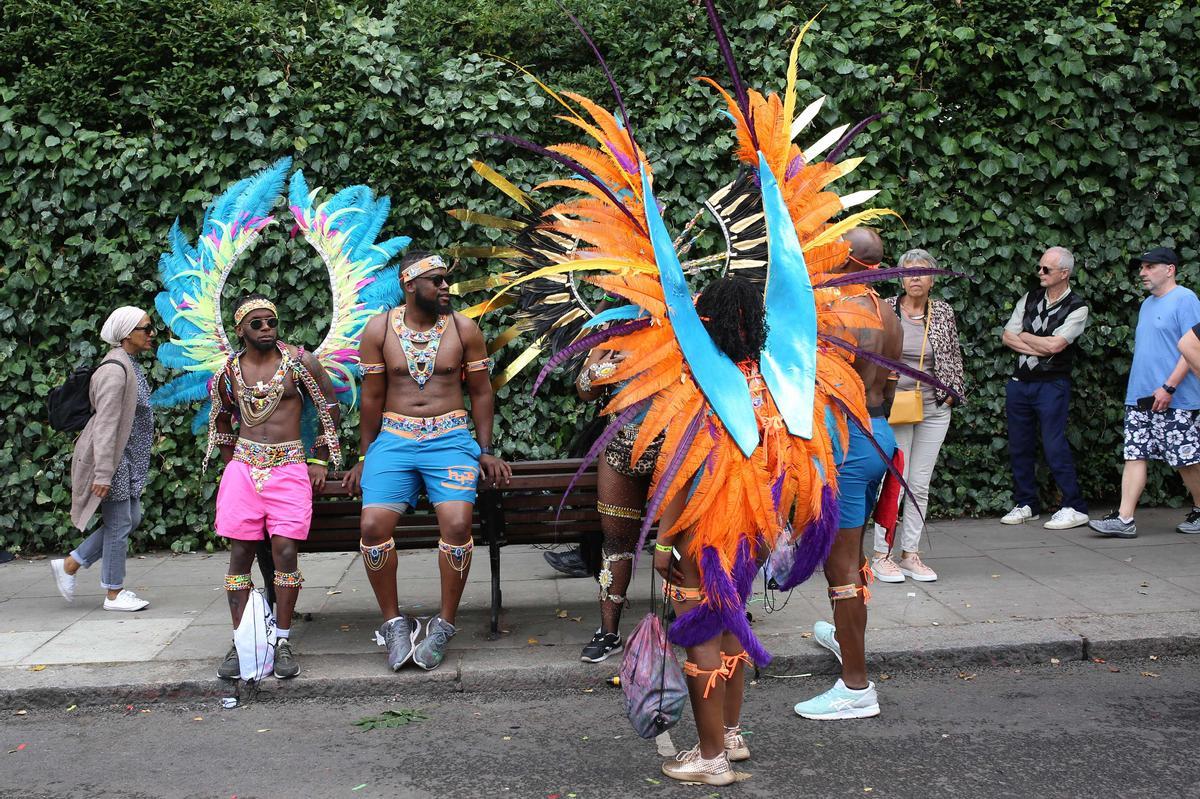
[813,620,842,664]
[794,679,880,720]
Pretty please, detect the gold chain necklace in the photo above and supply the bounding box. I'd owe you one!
[232,342,292,427]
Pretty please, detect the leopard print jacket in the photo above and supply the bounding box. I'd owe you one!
[885,295,967,406]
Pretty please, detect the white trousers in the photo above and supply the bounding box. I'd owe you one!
[874,400,952,554]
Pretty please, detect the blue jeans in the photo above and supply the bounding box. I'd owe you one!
[1006,378,1086,514]
[71,498,141,590]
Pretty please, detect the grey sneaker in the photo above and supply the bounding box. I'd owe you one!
[273,639,300,679]
[217,644,240,679]
[412,617,456,671]
[1088,512,1137,539]
[375,616,418,671]
[1177,508,1200,534]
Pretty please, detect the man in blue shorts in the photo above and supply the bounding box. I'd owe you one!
[795,228,902,720]
[344,252,511,671]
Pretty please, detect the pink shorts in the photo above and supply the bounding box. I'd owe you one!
[215,461,313,541]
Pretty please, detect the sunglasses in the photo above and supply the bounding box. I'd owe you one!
[131,324,155,334]
[1038,266,1061,275]
[417,274,450,287]
[246,317,278,331]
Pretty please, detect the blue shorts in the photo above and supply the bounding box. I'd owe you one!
[362,412,482,511]
[836,416,896,529]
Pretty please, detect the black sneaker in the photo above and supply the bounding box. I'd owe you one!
[1088,512,1137,539]
[217,644,240,679]
[273,639,300,679]
[544,548,590,578]
[1177,508,1200,535]
[580,630,622,663]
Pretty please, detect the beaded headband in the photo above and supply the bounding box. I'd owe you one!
[401,255,447,283]
[234,298,278,325]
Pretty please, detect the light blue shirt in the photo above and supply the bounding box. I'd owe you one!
[1126,285,1200,409]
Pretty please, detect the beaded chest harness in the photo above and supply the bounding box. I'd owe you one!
[392,306,448,390]
[231,342,293,427]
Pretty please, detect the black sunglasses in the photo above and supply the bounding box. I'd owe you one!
[417,274,450,287]
[247,317,278,331]
[131,324,155,334]
[1038,266,1060,275]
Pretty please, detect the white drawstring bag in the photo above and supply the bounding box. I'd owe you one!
[234,588,276,682]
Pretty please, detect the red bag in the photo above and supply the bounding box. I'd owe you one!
[873,448,905,552]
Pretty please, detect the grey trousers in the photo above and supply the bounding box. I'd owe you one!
[71,498,142,590]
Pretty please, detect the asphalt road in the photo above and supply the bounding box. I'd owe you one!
[3,655,1198,799]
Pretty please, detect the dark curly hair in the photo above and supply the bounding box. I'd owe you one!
[695,275,768,363]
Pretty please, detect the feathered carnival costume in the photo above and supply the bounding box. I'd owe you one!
[451,4,962,665]
[151,156,411,462]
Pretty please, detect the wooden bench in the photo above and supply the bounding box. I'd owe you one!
[257,459,603,635]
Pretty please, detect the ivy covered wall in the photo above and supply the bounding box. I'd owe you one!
[1,0,1196,551]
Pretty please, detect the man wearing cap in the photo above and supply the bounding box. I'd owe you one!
[343,251,512,672]
[1090,247,1200,538]
[1000,246,1091,529]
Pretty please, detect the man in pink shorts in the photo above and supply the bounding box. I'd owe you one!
[206,294,341,680]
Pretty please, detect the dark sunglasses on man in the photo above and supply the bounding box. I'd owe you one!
[418,273,450,287]
[1038,266,1062,275]
[247,317,279,331]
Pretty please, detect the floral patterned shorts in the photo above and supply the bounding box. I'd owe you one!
[1123,406,1200,467]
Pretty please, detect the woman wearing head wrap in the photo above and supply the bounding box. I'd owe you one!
[50,306,157,611]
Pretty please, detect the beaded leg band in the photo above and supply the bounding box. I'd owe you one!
[598,551,634,603]
[664,583,706,603]
[360,538,395,572]
[273,569,304,589]
[597,501,642,520]
[439,538,474,579]
[828,560,875,603]
[224,573,253,591]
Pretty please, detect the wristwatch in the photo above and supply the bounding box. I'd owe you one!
[1163,384,1177,395]
[479,446,495,457]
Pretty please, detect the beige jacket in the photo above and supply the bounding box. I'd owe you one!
[69,349,139,530]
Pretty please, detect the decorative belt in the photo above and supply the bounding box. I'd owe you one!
[381,410,469,440]
[233,439,306,492]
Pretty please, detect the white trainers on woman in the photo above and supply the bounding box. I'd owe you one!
[103,589,149,612]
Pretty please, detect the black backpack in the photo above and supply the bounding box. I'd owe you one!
[47,359,128,433]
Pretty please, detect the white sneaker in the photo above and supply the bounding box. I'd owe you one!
[897,553,937,582]
[1043,507,1089,530]
[794,678,880,720]
[50,559,75,603]
[103,589,149,612]
[870,555,905,583]
[1000,505,1039,525]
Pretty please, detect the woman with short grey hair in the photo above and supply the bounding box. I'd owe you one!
[876,249,967,583]
[50,306,157,611]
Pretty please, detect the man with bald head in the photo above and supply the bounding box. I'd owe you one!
[794,226,902,720]
[1000,246,1090,529]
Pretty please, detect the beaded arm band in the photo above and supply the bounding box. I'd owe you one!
[211,432,237,447]
[465,358,492,373]
[360,362,386,375]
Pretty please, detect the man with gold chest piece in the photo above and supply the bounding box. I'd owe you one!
[344,253,511,671]
[209,294,341,680]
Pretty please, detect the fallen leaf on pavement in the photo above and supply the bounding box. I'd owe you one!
[28,665,45,672]
[14,710,26,716]
[65,705,76,712]
[353,709,429,731]
[502,736,512,741]
[878,673,891,681]
[582,688,594,693]
[527,638,539,645]
[1149,655,1159,661]
[326,590,342,596]
[1092,658,1106,664]
[556,610,569,618]
[1141,671,1159,678]
[352,785,367,792]
[958,672,976,681]
[645,778,661,785]
[800,632,813,639]
[193,717,203,721]
[1050,658,1061,665]
[257,728,270,733]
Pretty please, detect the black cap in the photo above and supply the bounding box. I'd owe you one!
[1131,246,1181,270]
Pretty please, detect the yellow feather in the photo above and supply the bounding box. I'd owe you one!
[783,12,821,130]
[802,210,902,252]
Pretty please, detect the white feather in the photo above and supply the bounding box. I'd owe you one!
[790,96,826,141]
[803,124,849,163]
[839,190,880,211]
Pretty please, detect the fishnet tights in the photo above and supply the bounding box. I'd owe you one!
[597,460,649,634]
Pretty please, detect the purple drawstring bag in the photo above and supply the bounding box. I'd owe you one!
[619,612,688,739]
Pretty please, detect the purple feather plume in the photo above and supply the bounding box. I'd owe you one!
[703,0,759,152]
[557,2,639,159]
[820,333,962,402]
[668,544,771,666]
[487,133,646,234]
[825,113,882,162]
[531,318,652,396]
[815,265,967,288]
[828,395,923,516]
[556,399,650,521]
[777,484,838,590]
[633,411,706,568]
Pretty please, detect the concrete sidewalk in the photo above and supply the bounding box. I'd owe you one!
[2,510,1198,706]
